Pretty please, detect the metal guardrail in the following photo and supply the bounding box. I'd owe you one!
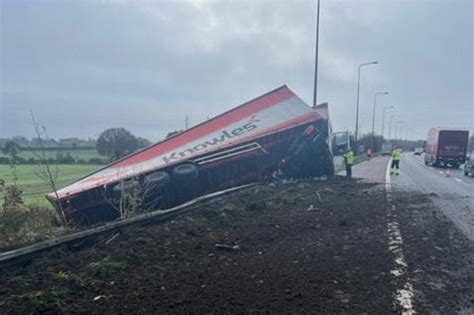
[0,183,255,265]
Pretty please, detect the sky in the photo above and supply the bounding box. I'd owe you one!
[1,0,472,141]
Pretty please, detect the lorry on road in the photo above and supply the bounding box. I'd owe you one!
[464,151,474,177]
[424,128,470,168]
[48,85,334,225]
[332,131,350,156]
[381,143,393,156]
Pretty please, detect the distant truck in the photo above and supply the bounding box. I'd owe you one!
[381,143,393,156]
[464,152,474,177]
[47,85,334,225]
[332,131,350,155]
[424,128,469,168]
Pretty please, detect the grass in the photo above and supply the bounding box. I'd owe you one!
[0,148,102,161]
[0,164,102,207]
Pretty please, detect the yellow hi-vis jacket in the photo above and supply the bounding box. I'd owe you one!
[392,148,401,161]
[344,150,354,165]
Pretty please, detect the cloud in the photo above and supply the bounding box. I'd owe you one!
[1,0,472,140]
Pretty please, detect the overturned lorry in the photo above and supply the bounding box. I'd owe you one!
[48,85,334,225]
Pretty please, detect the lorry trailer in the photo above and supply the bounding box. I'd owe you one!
[424,128,469,168]
[47,85,334,225]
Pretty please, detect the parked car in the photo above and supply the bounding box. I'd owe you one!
[464,152,474,177]
[424,128,469,168]
[48,85,335,225]
[414,147,423,155]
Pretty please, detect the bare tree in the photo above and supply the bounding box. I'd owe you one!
[30,111,66,225]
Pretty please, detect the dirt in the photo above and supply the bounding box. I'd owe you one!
[0,176,472,313]
[391,192,474,314]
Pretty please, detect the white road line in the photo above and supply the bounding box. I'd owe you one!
[385,159,416,314]
[454,178,463,183]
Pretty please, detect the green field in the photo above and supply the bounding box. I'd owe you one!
[0,164,103,207]
[0,148,103,161]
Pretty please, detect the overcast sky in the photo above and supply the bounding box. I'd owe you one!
[1,0,472,141]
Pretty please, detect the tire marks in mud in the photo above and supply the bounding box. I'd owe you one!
[385,159,415,314]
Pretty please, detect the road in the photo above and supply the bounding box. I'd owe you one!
[391,153,474,241]
[386,153,474,313]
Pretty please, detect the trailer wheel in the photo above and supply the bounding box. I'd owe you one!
[173,163,199,180]
[144,171,170,188]
[113,179,139,193]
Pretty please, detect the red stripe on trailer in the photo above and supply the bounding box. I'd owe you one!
[48,111,321,201]
[70,111,320,186]
[112,87,294,169]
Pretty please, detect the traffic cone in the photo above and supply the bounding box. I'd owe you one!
[446,170,451,177]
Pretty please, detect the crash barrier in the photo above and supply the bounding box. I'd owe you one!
[0,183,255,265]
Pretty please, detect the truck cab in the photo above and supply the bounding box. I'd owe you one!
[464,151,474,177]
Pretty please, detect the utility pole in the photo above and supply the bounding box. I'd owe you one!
[355,61,378,141]
[185,115,189,130]
[388,115,394,140]
[381,106,394,138]
[312,0,321,107]
[371,91,388,149]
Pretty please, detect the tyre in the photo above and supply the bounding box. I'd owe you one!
[113,179,139,193]
[465,171,469,176]
[172,163,199,180]
[144,171,170,188]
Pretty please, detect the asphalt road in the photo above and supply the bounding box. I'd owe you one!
[391,153,474,241]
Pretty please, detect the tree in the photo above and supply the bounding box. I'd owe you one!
[2,140,20,157]
[137,137,151,149]
[96,128,138,160]
[31,112,66,225]
[2,140,21,187]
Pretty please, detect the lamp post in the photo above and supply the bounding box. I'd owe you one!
[371,92,389,136]
[371,91,388,149]
[355,61,378,141]
[388,115,394,140]
[395,121,404,140]
[312,0,321,107]
[381,106,394,139]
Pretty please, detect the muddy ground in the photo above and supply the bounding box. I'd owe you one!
[392,192,474,314]
[0,176,472,314]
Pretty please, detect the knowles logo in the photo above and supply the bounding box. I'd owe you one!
[163,116,260,164]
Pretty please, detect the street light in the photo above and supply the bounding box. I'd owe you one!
[388,115,395,140]
[371,91,388,149]
[381,106,394,139]
[395,121,404,140]
[355,60,378,141]
[312,0,321,107]
[371,91,389,136]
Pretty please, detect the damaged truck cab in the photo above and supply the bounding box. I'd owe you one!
[48,85,334,225]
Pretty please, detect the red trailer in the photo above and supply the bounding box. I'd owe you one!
[424,128,470,168]
[47,85,334,225]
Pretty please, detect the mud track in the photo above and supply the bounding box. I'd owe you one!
[1,176,472,313]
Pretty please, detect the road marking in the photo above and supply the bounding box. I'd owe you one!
[385,159,416,314]
[454,178,463,183]
[438,171,443,174]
